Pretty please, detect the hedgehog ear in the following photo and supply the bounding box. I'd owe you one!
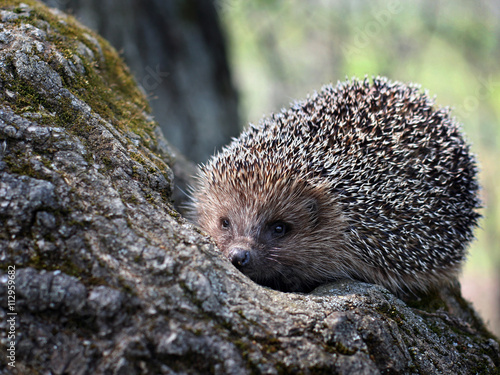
[306,197,319,224]
[306,198,318,214]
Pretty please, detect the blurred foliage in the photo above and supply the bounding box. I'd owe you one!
[217,0,500,333]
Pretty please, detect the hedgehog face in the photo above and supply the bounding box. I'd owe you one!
[195,173,350,292]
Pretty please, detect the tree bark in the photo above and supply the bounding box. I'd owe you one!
[0,1,498,374]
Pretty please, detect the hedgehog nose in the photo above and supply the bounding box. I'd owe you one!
[229,248,250,268]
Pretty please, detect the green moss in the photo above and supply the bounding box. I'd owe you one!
[129,150,165,176]
[3,154,44,179]
[28,247,86,281]
[144,192,154,203]
[164,206,182,220]
[334,341,357,355]
[382,305,406,325]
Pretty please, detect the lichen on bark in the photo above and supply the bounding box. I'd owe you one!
[0,1,498,374]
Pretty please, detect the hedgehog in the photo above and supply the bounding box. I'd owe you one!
[191,77,481,295]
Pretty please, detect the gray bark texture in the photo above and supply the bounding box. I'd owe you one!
[42,0,240,164]
[0,1,499,374]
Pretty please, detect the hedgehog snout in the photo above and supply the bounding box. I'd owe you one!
[228,247,251,269]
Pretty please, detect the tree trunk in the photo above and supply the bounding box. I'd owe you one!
[0,1,498,374]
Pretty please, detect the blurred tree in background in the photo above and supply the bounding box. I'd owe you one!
[218,0,500,336]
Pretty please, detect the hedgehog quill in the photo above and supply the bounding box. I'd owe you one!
[191,77,481,295]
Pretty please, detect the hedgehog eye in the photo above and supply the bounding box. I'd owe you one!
[270,221,288,237]
[221,218,231,229]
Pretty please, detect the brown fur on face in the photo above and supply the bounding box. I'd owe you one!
[194,165,352,292]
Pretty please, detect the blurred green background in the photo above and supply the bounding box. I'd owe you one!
[218,0,500,334]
